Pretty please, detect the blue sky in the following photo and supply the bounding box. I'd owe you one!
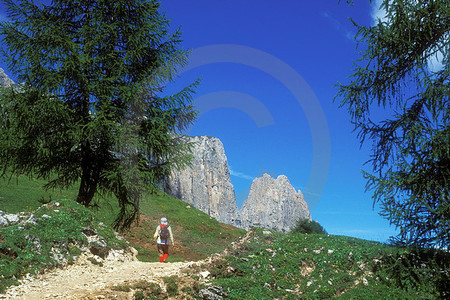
[0,0,400,242]
[159,0,399,242]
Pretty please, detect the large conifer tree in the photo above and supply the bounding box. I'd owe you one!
[0,0,197,229]
[337,0,448,247]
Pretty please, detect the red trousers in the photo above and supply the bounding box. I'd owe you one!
[157,244,169,262]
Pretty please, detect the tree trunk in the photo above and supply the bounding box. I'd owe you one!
[76,169,98,207]
[76,141,99,207]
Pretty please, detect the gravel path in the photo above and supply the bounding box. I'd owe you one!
[0,252,199,300]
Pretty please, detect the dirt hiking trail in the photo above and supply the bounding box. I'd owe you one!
[0,251,208,299]
[0,232,253,300]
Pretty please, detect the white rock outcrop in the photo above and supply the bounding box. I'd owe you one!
[163,136,239,225]
[0,68,14,87]
[239,173,311,232]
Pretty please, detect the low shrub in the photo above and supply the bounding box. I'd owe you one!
[163,276,179,297]
[291,219,327,234]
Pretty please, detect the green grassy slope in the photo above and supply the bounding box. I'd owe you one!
[0,174,245,293]
[209,229,449,299]
[0,174,245,263]
[2,175,448,299]
[118,190,246,262]
[0,175,78,213]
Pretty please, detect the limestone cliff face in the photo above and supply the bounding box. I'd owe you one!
[165,136,312,232]
[164,136,239,225]
[239,174,311,232]
[0,68,14,87]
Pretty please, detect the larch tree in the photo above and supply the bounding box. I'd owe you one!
[0,0,198,230]
[336,0,449,248]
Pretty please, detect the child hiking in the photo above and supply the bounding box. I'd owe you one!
[154,217,175,263]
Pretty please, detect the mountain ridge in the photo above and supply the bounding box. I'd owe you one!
[164,135,312,232]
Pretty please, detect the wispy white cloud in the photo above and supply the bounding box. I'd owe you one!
[427,49,444,73]
[370,0,388,26]
[229,168,254,181]
[320,11,356,42]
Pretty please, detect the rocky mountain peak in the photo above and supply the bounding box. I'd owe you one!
[164,137,312,232]
[163,135,239,225]
[239,173,311,232]
[0,68,14,88]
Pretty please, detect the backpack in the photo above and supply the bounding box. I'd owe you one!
[160,224,170,240]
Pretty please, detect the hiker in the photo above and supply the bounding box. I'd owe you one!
[154,217,175,263]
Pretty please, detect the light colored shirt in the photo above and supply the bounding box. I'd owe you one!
[154,224,174,245]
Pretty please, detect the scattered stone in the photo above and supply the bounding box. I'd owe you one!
[82,227,97,237]
[328,249,334,254]
[362,277,369,286]
[4,214,20,225]
[262,230,272,235]
[200,271,211,279]
[0,215,8,227]
[198,285,228,300]
[89,240,110,259]
[264,282,271,289]
[24,215,37,226]
[25,235,42,252]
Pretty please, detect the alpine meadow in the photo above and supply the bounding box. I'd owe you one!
[0,0,449,299]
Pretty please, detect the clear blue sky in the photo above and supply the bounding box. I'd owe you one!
[0,0,398,242]
[159,0,398,243]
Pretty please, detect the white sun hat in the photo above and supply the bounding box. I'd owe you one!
[161,217,168,225]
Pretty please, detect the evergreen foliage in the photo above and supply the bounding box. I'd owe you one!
[291,219,327,234]
[0,0,197,230]
[336,0,449,248]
